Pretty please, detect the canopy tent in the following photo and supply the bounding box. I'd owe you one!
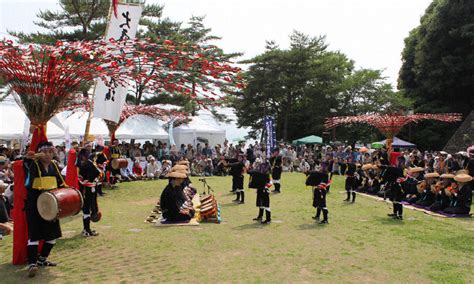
[372,137,416,149]
[115,115,168,140]
[173,116,225,147]
[0,99,64,141]
[55,111,109,140]
[292,135,323,145]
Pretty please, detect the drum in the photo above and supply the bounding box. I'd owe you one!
[248,171,270,189]
[112,158,129,170]
[37,188,83,221]
[200,202,218,219]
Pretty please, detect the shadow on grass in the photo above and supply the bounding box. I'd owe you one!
[54,232,89,253]
[297,223,327,230]
[220,202,240,208]
[232,222,268,230]
[374,216,406,226]
[0,262,59,282]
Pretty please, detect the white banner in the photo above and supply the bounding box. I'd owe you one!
[93,4,142,123]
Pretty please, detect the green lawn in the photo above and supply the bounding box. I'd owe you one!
[1,173,473,283]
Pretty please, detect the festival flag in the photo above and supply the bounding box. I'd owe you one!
[264,116,276,158]
[93,3,143,123]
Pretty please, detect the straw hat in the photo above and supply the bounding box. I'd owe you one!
[166,171,187,179]
[171,165,189,171]
[424,172,440,178]
[408,167,424,173]
[361,164,372,171]
[440,173,455,179]
[177,160,189,165]
[454,173,473,183]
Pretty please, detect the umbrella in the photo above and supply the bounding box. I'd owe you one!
[292,135,323,145]
[359,146,369,153]
[371,141,384,149]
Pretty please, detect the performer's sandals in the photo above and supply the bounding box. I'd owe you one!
[82,230,99,237]
[27,264,39,278]
[253,217,262,222]
[261,219,271,224]
[37,257,57,267]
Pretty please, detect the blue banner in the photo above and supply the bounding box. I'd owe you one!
[264,116,276,158]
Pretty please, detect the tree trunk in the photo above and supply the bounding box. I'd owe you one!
[282,93,292,142]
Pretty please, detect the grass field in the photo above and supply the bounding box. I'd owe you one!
[0,173,473,283]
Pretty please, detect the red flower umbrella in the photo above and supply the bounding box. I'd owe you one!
[105,104,188,141]
[325,113,462,152]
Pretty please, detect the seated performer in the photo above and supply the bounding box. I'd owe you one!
[24,142,66,277]
[160,171,195,222]
[443,174,472,215]
[415,172,439,207]
[403,167,424,203]
[78,149,101,237]
[306,166,330,224]
[366,165,381,195]
[429,173,454,212]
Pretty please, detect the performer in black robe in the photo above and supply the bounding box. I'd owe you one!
[382,165,405,220]
[415,172,439,207]
[429,174,454,212]
[230,155,245,204]
[24,142,66,277]
[108,139,121,185]
[402,167,424,204]
[249,161,271,224]
[269,148,282,193]
[78,149,101,237]
[307,168,330,224]
[443,174,472,214]
[344,162,358,202]
[90,145,107,196]
[160,171,194,222]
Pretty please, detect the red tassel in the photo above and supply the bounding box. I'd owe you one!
[29,124,48,152]
[66,149,79,189]
[112,0,119,18]
[12,161,27,264]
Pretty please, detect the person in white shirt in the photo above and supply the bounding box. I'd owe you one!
[146,156,160,179]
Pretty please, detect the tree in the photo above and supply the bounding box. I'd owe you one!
[398,0,474,149]
[233,31,405,143]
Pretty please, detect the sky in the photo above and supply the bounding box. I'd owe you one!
[0,0,432,88]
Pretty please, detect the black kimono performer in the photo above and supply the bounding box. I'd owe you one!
[249,162,271,224]
[24,142,67,276]
[344,163,357,202]
[307,171,330,224]
[108,140,121,185]
[230,159,245,204]
[444,176,472,214]
[78,150,101,237]
[91,146,107,196]
[160,183,194,222]
[270,149,283,193]
[383,166,405,220]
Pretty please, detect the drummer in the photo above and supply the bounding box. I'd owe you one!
[160,171,195,222]
[24,142,66,277]
[108,139,122,185]
[78,149,101,237]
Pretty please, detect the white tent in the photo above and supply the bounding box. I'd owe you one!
[0,99,64,141]
[55,111,109,140]
[116,115,168,140]
[173,116,225,146]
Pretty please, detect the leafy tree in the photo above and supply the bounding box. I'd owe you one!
[233,31,405,143]
[398,0,474,149]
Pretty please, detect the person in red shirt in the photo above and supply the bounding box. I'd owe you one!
[132,160,144,180]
